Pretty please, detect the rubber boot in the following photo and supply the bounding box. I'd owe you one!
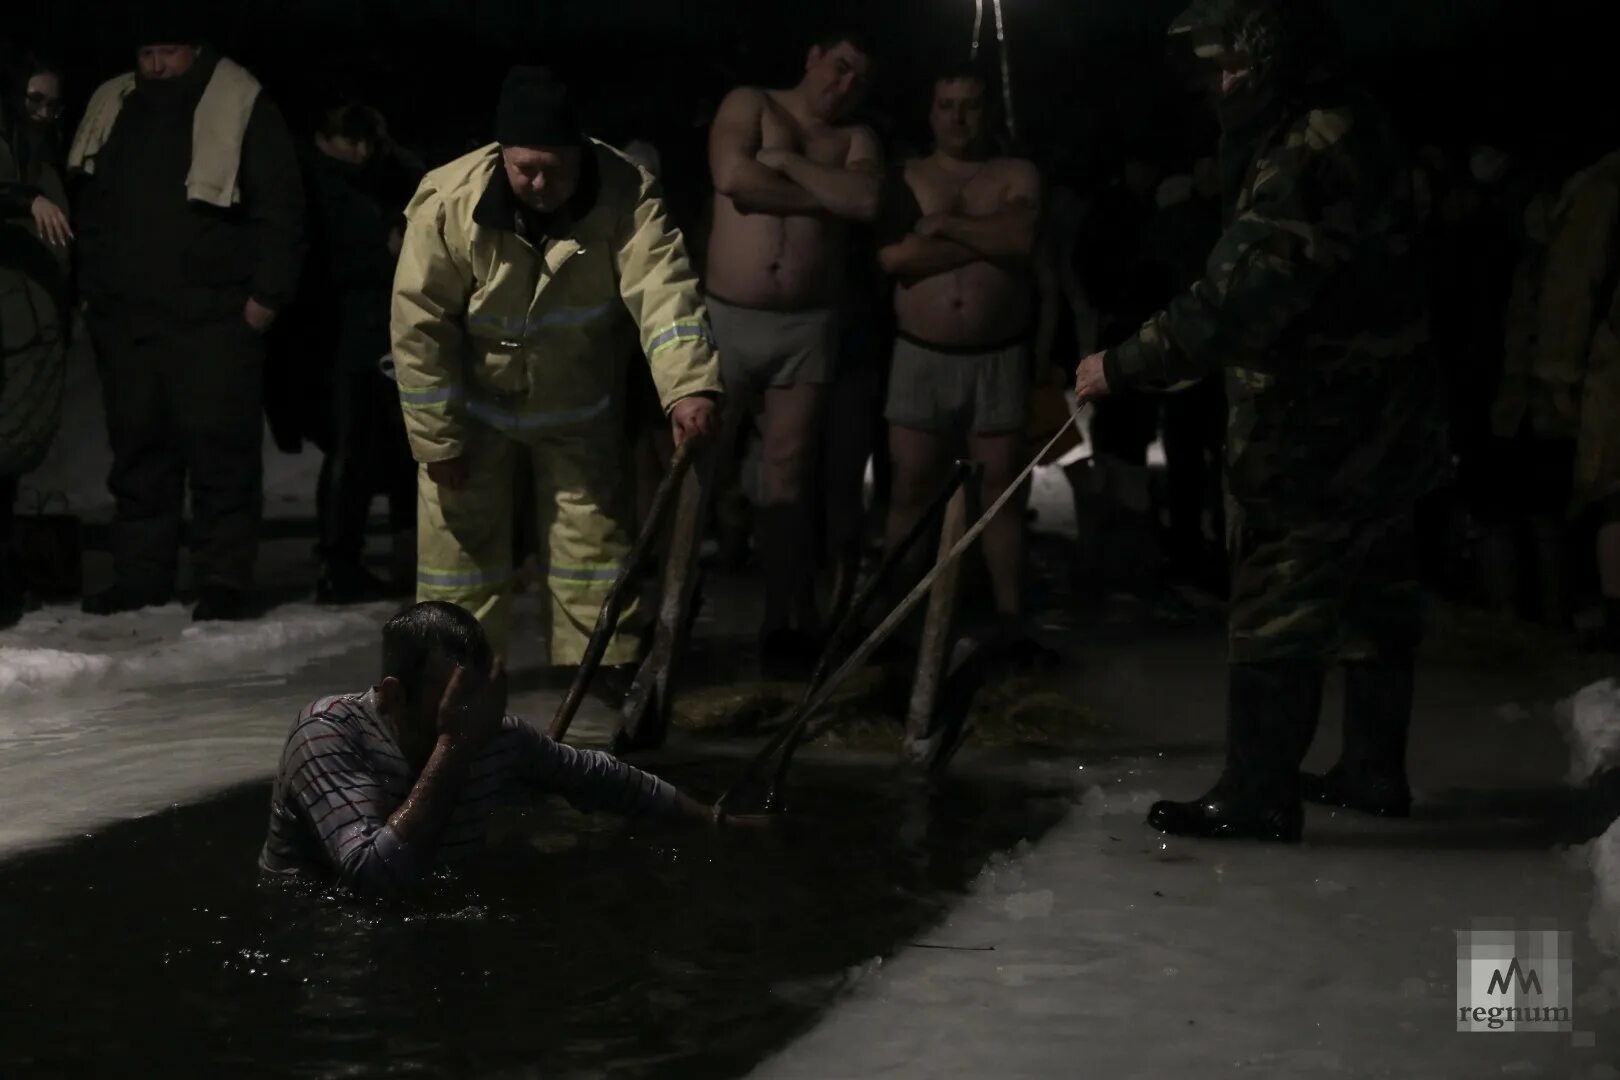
[1148,660,1326,841]
[1301,658,1414,817]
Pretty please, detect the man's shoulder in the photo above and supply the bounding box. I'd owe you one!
[410,144,501,218]
[725,85,772,106]
[593,139,651,197]
[289,692,372,739]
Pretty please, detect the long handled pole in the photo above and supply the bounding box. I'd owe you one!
[549,435,702,744]
[717,409,1086,813]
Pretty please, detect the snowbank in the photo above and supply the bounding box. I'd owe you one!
[1583,819,1620,957]
[1559,679,1620,957]
[0,601,393,710]
[1563,679,1620,786]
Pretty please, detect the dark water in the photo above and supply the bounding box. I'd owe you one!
[0,759,1073,1078]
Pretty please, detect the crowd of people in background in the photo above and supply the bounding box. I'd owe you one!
[1,6,1619,668]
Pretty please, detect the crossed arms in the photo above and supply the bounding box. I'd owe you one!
[878,159,1043,282]
[709,87,882,222]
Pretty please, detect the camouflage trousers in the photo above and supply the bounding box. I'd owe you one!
[1227,505,1421,664]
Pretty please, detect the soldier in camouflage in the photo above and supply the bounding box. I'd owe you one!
[1074,0,1444,841]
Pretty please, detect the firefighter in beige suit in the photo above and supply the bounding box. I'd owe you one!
[391,67,720,667]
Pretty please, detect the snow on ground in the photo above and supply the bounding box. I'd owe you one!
[1562,679,1620,957]
[1585,820,1620,957]
[1564,678,1620,785]
[0,599,396,719]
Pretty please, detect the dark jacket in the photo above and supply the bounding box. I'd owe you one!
[301,146,405,374]
[74,50,303,338]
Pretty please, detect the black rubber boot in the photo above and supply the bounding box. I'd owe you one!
[1301,658,1414,817]
[1148,660,1327,842]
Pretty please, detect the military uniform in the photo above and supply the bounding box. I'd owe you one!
[1100,0,1443,838]
[391,141,719,664]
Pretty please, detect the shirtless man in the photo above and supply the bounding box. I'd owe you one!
[877,64,1042,620]
[706,27,883,671]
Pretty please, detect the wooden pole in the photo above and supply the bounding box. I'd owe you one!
[549,436,699,744]
[903,466,980,763]
[613,419,724,753]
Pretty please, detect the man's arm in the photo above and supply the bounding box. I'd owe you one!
[1100,136,1348,395]
[513,720,708,822]
[763,125,884,222]
[924,160,1043,259]
[709,88,823,216]
[613,165,724,413]
[281,665,507,898]
[239,95,306,317]
[391,191,474,464]
[276,714,452,898]
[878,233,982,281]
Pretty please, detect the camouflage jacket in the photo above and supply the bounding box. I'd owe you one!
[1104,3,1443,524]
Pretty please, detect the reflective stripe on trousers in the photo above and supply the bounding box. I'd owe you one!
[416,419,637,665]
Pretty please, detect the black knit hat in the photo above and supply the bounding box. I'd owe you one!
[494,66,583,149]
[132,0,208,47]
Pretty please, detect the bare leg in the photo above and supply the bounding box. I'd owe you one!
[969,431,1028,617]
[756,383,826,634]
[884,424,955,567]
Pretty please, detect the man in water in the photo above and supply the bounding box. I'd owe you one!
[259,602,732,897]
[877,62,1042,625]
[705,25,883,672]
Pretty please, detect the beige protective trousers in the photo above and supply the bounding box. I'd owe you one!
[415,416,638,666]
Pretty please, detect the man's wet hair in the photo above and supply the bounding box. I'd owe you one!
[381,601,493,704]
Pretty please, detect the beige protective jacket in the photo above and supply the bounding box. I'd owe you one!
[1494,150,1620,511]
[391,140,720,464]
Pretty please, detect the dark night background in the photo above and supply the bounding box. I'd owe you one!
[4,0,1614,183]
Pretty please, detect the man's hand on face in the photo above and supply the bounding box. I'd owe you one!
[426,457,470,490]
[244,297,278,333]
[436,656,508,751]
[1074,351,1111,405]
[915,213,952,238]
[669,395,718,448]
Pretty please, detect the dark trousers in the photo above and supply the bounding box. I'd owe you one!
[318,368,416,568]
[92,316,266,593]
[1162,380,1226,556]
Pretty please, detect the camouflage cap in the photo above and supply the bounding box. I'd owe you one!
[1168,0,1341,83]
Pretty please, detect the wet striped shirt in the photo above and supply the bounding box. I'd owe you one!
[258,691,678,896]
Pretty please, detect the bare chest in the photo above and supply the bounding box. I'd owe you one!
[908,161,1008,217]
[759,95,850,167]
